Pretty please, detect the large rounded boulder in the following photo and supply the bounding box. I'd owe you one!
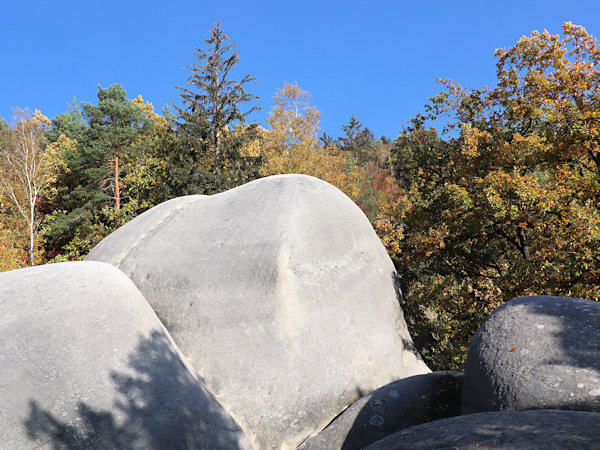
[0,262,249,449]
[86,174,429,448]
[462,295,600,414]
[366,410,600,449]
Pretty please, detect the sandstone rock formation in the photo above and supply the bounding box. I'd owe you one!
[462,295,600,414]
[0,262,249,449]
[299,371,462,450]
[5,173,600,449]
[86,174,430,448]
[365,410,600,449]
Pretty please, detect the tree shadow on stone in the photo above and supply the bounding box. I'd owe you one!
[527,297,600,368]
[461,295,600,415]
[339,372,462,450]
[517,297,600,411]
[23,330,246,449]
[392,272,435,367]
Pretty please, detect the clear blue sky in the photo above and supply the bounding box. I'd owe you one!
[2,1,600,139]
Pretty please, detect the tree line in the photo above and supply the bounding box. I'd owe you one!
[2,22,599,370]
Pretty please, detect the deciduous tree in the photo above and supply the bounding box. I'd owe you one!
[260,84,400,230]
[261,82,322,174]
[392,22,600,370]
[0,110,51,265]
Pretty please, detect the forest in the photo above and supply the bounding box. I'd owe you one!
[2,22,599,371]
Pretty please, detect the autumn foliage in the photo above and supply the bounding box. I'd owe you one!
[2,22,600,371]
[393,22,600,369]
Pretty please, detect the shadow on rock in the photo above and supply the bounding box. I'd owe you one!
[299,371,462,450]
[23,330,247,449]
[365,410,600,449]
[462,295,600,414]
[341,372,462,450]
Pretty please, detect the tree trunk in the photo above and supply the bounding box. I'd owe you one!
[517,226,530,260]
[114,151,120,212]
[29,202,35,266]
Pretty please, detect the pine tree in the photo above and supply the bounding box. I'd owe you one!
[82,84,144,213]
[42,85,147,259]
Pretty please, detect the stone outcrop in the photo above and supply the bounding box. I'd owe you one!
[0,262,249,449]
[9,176,600,448]
[462,295,600,414]
[365,410,600,449]
[299,371,462,450]
[86,174,430,448]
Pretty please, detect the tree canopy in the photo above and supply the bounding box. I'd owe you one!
[2,21,600,373]
[392,22,600,369]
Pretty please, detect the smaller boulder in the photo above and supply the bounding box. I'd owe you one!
[366,410,600,449]
[299,371,463,450]
[0,262,249,449]
[462,295,600,414]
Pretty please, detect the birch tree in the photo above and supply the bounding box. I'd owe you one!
[0,110,51,265]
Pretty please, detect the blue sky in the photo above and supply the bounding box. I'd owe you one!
[2,1,600,139]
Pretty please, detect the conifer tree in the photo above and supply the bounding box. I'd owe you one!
[338,115,378,165]
[82,84,144,213]
[174,22,261,194]
[42,85,147,259]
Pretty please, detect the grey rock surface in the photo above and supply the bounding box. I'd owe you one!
[299,371,462,450]
[0,262,249,449]
[365,409,600,449]
[86,174,430,448]
[462,295,600,414]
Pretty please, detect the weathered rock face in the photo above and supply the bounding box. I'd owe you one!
[462,295,600,414]
[299,371,462,450]
[0,262,249,449]
[86,174,430,448]
[366,410,600,449]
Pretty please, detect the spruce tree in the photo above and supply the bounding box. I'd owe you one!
[174,22,261,194]
[339,115,377,165]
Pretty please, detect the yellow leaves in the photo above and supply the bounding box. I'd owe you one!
[33,110,51,129]
[0,110,53,265]
[460,124,484,158]
[265,82,321,153]
[131,95,172,137]
[444,182,473,210]
[0,194,29,272]
[260,83,324,176]
[239,128,262,158]
[43,135,72,196]
[395,21,600,371]
[482,168,555,224]
[412,225,449,258]
[373,220,404,261]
